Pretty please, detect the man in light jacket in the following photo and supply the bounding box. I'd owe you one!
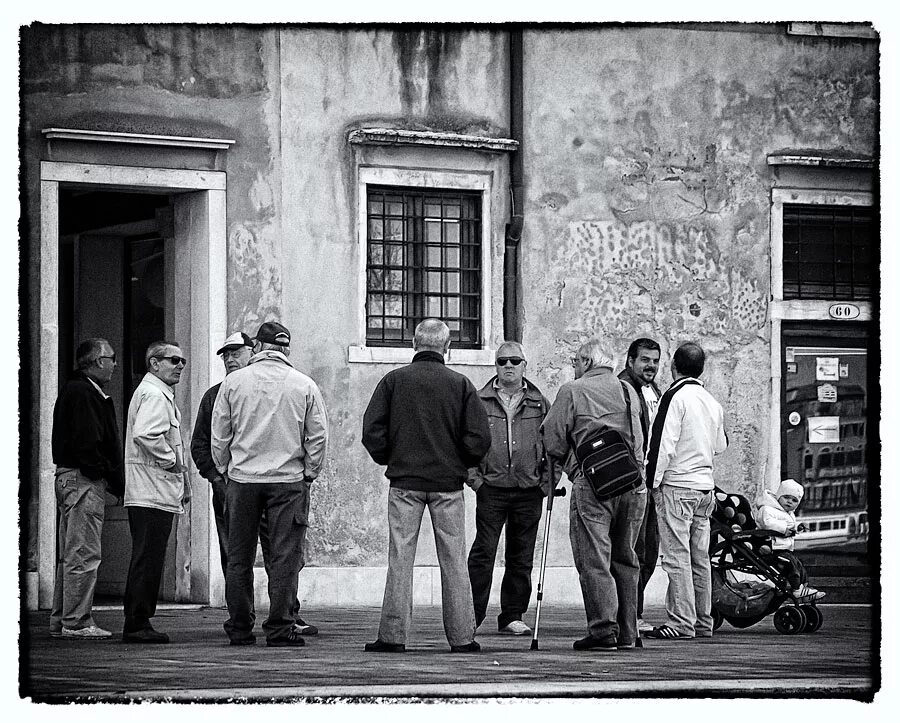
[212,321,328,647]
[122,340,190,644]
[643,342,728,641]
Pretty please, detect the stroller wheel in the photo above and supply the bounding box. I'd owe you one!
[773,606,807,635]
[711,606,724,631]
[800,605,823,633]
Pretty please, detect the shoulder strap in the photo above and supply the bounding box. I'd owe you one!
[619,379,636,451]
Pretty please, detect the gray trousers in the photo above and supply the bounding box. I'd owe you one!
[569,479,646,645]
[378,488,476,647]
[50,469,106,631]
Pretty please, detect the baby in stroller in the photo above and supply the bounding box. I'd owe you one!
[754,478,825,602]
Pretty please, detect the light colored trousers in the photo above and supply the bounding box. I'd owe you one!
[378,487,476,647]
[50,469,106,631]
[654,484,716,637]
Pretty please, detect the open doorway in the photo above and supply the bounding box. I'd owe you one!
[58,188,178,602]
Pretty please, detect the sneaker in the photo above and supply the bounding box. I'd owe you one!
[267,630,306,647]
[616,640,637,650]
[643,624,691,640]
[450,641,481,653]
[573,635,617,651]
[121,627,169,644]
[61,625,112,639]
[792,584,826,601]
[637,618,654,634]
[499,620,532,636]
[292,618,319,636]
[364,639,406,653]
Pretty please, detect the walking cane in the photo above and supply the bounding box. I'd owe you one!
[530,455,566,651]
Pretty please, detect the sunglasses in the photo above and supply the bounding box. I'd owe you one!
[155,355,187,367]
[98,353,117,364]
[496,357,525,366]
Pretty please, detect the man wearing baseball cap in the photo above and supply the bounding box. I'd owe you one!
[211,321,328,647]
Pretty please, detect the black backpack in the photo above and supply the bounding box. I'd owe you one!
[572,380,643,501]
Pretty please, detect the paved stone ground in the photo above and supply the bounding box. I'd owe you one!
[20,603,877,702]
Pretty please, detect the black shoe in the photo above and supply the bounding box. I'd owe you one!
[122,628,170,644]
[616,640,637,650]
[267,630,306,647]
[229,636,257,646]
[573,635,617,651]
[292,617,319,636]
[364,639,406,653]
[450,641,481,653]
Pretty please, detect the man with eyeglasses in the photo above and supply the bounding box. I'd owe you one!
[50,338,124,640]
[191,331,317,636]
[122,341,191,643]
[541,338,645,652]
[617,338,662,634]
[466,341,554,636]
[212,321,328,647]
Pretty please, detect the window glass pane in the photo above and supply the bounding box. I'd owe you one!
[384,295,402,317]
[385,244,403,267]
[368,244,383,265]
[387,200,403,216]
[444,202,460,219]
[427,271,442,291]
[387,219,404,241]
[426,296,442,317]
[368,197,383,215]
[446,246,460,267]
[426,220,442,243]
[425,202,442,218]
[369,219,383,240]
[427,245,441,267]
[445,272,460,293]
[444,221,459,245]
[385,270,404,291]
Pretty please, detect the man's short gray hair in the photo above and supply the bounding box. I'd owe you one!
[75,338,108,370]
[576,338,614,369]
[414,318,450,352]
[258,341,290,356]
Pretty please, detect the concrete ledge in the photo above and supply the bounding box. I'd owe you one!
[250,565,668,609]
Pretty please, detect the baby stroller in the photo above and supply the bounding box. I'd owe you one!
[708,488,824,635]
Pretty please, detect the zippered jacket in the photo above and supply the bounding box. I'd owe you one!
[51,372,124,497]
[211,351,328,484]
[124,372,188,513]
[468,376,551,491]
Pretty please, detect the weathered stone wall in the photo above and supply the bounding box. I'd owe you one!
[20,25,877,580]
[520,27,877,563]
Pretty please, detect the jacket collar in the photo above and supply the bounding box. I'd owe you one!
[581,366,613,380]
[670,375,704,391]
[618,368,662,396]
[412,350,445,364]
[479,375,541,401]
[249,350,294,367]
[141,371,175,400]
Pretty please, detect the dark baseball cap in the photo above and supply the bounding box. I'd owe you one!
[216,331,254,356]
[255,321,291,346]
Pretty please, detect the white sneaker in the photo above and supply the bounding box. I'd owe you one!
[499,620,532,635]
[61,625,113,639]
[792,584,826,601]
[637,618,654,634]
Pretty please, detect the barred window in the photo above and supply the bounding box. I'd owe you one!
[365,185,482,348]
[782,204,875,300]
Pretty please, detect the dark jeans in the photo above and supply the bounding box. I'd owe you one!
[212,477,302,619]
[123,506,175,633]
[771,550,806,590]
[634,490,660,617]
[467,485,543,630]
[224,481,308,643]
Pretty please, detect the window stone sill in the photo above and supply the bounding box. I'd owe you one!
[348,345,495,366]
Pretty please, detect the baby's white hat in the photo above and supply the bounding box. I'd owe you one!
[777,478,804,499]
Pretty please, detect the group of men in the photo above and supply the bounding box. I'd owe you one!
[51,322,328,646]
[50,316,726,653]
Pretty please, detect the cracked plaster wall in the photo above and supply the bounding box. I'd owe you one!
[521,28,876,566]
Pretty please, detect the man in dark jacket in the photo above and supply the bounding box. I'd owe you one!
[617,337,662,634]
[50,338,123,639]
[191,331,317,636]
[466,341,553,636]
[362,318,491,653]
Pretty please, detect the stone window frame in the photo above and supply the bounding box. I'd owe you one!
[349,165,495,366]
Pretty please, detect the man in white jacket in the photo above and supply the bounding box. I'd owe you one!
[643,342,727,641]
[212,321,328,647]
[122,341,190,644]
